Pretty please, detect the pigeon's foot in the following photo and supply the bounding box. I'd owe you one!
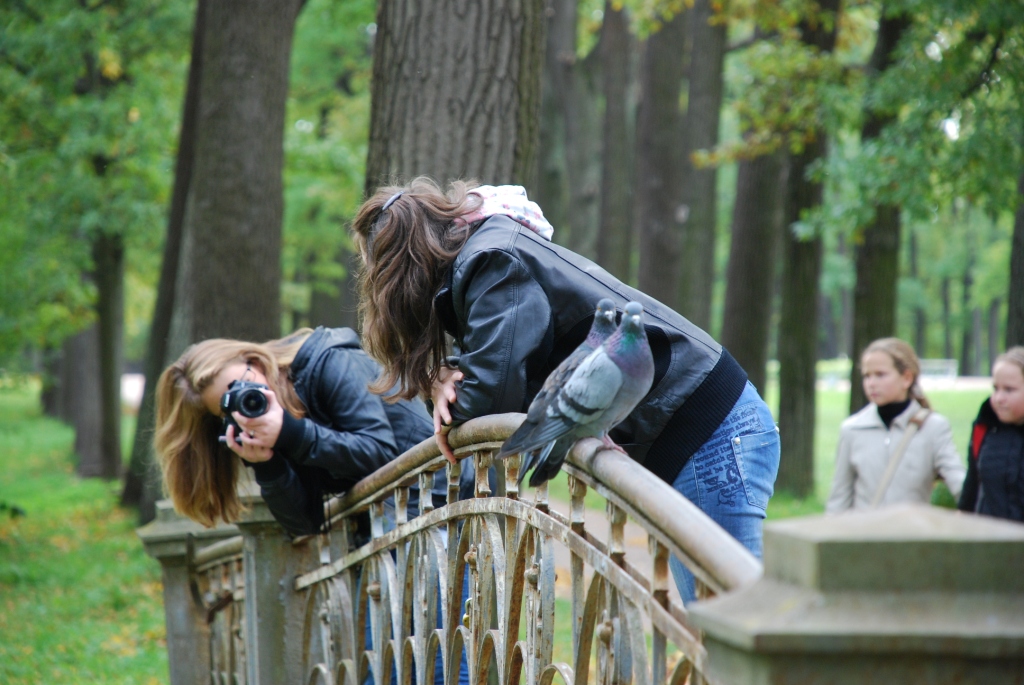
[600,434,629,455]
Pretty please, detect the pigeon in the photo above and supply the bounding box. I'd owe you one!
[498,301,655,487]
[502,299,618,486]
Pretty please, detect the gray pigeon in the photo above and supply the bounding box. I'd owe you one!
[499,299,618,486]
[497,301,655,487]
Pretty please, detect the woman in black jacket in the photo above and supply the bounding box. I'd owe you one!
[958,346,1024,522]
[155,326,435,536]
[351,178,780,602]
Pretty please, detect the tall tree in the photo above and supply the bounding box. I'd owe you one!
[635,11,687,307]
[776,0,841,497]
[677,0,727,328]
[167,0,304,355]
[365,0,544,191]
[122,0,208,518]
[719,150,786,393]
[92,231,124,479]
[848,8,911,413]
[1008,166,1024,348]
[535,0,571,237]
[596,0,636,282]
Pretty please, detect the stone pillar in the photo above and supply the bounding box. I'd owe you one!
[689,504,1024,685]
[234,491,317,685]
[137,500,239,685]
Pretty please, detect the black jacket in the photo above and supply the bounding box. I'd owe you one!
[434,215,747,484]
[958,399,1024,522]
[251,327,434,535]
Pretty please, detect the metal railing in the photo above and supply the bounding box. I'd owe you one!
[145,413,762,685]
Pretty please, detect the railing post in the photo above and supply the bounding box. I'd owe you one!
[137,500,239,685]
[689,504,1024,684]
[235,492,317,685]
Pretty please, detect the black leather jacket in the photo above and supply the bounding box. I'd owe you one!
[251,327,434,535]
[958,399,1024,522]
[434,215,747,484]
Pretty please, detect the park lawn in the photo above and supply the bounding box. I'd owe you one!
[0,379,168,685]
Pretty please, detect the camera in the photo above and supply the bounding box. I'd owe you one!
[219,380,269,444]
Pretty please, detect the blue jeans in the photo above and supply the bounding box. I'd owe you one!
[668,381,779,603]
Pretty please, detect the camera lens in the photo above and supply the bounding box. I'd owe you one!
[238,388,268,417]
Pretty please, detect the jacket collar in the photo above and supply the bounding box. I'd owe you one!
[433,266,458,338]
[846,398,923,430]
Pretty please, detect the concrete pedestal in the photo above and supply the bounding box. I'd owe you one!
[688,505,1024,685]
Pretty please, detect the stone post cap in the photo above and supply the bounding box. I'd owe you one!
[136,500,240,560]
[765,504,1024,593]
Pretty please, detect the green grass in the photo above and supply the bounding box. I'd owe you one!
[0,379,167,685]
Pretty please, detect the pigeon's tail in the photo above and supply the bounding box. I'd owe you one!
[526,436,574,487]
[517,441,555,485]
[496,414,574,460]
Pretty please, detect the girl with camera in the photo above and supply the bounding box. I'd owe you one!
[155,326,435,536]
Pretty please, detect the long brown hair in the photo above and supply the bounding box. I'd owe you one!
[352,177,481,400]
[862,337,931,409]
[154,329,312,527]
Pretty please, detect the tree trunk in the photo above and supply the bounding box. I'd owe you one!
[564,40,603,260]
[775,0,841,497]
[630,10,688,305]
[909,229,927,355]
[93,232,124,480]
[1008,166,1024,348]
[308,250,359,330]
[720,150,786,393]
[959,257,976,376]
[989,297,1002,372]
[942,277,953,360]
[818,292,838,359]
[365,0,544,193]
[66,327,104,477]
[535,0,570,242]
[595,0,636,283]
[168,0,302,357]
[677,0,727,329]
[635,11,686,307]
[122,0,207,519]
[847,10,910,413]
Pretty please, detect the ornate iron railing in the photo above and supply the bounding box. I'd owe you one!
[146,413,762,685]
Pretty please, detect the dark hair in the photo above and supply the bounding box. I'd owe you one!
[351,177,481,400]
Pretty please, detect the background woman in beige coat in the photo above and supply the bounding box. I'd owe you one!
[826,338,965,512]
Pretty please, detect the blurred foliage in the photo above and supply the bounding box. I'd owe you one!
[0,0,194,367]
[281,0,376,331]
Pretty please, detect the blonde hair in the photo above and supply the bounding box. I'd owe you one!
[862,337,930,409]
[154,329,313,527]
[995,346,1024,375]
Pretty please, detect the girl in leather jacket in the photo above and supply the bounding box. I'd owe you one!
[350,177,781,602]
[154,326,435,536]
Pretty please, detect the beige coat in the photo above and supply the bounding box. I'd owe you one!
[826,399,966,513]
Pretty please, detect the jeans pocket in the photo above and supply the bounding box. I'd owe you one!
[732,427,781,510]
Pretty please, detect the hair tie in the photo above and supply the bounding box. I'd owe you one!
[366,191,405,259]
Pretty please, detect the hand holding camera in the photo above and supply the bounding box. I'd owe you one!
[219,380,283,463]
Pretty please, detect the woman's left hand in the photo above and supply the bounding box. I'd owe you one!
[226,389,284,463]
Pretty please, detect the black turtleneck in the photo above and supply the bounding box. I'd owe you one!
[877,398,911,429]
